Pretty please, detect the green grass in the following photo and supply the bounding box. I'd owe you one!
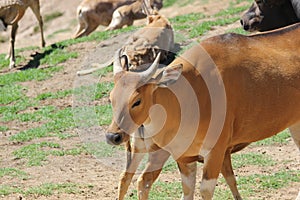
[0,125,9,131]
[226,27,249,35]
[0,97,38,120]
[215,170,300,199]
[1,105,55,122]
[163,0,179,7]
[0,66,63,85]
[84,141,124,158]
[238,170,300,190]
[0,53,26,70]
[94,82,114,100]
[0,168,29,180]
[36,89,73,100]
[162,158,178,172]
[40,48,78,67]
[232,152,276,168]
[254,129,291,146]
[13,142,83,166]
[0,182,83,196]
[95,104,113,126]
[44,12,64,23]
[93,65,113,77]
[170,13,206,24]
[190,17,240,38]
[9,107,75,142]
[126,180,182,200]
[0,84,25,104]
[214,5,250,17]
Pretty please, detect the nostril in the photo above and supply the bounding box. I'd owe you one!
[244,24,250,31]
[240,19,244,26]
[113,134,122,144]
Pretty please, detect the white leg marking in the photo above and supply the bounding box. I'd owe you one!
[296,190,300,200]
[181,173,195,200]
[200,179,217,199]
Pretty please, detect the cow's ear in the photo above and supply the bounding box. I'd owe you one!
[150,64,183,87]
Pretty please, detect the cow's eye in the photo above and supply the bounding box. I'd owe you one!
[132,99,141,108]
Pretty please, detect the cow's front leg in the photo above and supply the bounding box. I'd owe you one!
[137,148,170,200]
[200,147,226,200]
[118,132,147,200]
[177,161,197,200]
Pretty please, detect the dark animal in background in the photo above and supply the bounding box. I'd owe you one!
[240,0,300,32]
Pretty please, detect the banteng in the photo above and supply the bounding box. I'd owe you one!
[106,23,300,199]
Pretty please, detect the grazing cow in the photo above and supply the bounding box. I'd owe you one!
[0,0,45,69]
[106,23,300,199]
[240,0,299,31]
[106,0,163,31]
[74,0,134,38]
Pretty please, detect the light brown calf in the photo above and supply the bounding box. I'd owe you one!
[73,0,132,38]
[106,0,162,31]
[106,23,300,199]
[0,0,45,69]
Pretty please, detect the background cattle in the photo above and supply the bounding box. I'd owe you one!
[77,12,174,76]
[73,0,134,38]
[0,0,45,69]
[240,0,300,31]
[106,0,163,31]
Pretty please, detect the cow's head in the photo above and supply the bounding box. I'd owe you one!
[105,49,182,145]
[240,0,298,32]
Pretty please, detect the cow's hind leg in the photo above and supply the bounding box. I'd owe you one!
[221,149,242,200]
[29,0,46,47]
[289,123,300,151]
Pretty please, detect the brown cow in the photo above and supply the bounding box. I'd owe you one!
[0,0,45,69]
[106,23,300,199]
[240,0,299,31]
[106,0,163,31]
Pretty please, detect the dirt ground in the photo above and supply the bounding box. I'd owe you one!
[0,0,300,199]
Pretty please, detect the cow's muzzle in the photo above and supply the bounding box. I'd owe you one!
[106,131,130,145]
[106,133,123,145]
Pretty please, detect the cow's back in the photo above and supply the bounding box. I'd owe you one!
[200,23,300,144]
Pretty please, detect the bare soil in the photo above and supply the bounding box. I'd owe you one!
[0,0,299,199]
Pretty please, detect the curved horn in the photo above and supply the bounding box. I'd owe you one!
[140,52,161,83]
[113,48,123,76]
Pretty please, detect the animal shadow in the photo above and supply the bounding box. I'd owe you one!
[20,43,65,70]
